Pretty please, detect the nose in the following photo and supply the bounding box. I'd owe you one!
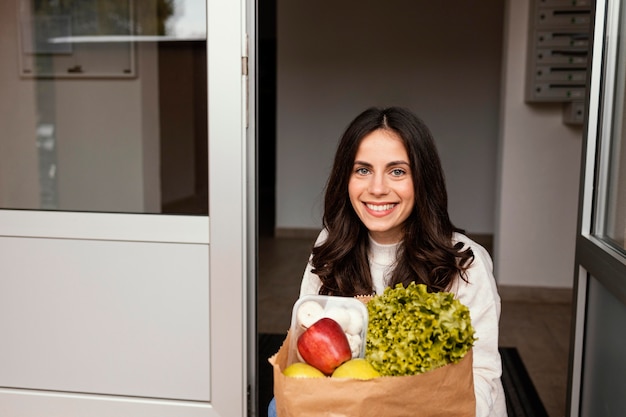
[368,173,389,196]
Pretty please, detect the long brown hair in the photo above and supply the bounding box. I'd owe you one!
[311,107,474,296]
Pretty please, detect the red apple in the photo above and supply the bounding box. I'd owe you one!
[297,317,352,375]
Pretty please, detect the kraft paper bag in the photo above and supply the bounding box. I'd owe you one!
[268,332,476,417]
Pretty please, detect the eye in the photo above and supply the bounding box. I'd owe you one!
[355,167,370,175]
[390,168,406,177]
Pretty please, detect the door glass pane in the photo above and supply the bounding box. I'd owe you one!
[0,0,208,215]
[601,1,626,252]
[605,130,626,251]
[580,275,626,416]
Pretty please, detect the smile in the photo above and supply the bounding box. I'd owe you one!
[365,203,397,212]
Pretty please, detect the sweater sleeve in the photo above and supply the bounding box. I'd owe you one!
[299,230,326,297]
[452,234,507,417]
[300,260,322,296]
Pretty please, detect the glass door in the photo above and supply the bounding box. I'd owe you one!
[0,0,252,416]
[568,0,626,415]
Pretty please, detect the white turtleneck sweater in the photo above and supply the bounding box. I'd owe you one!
[299,230,508,417]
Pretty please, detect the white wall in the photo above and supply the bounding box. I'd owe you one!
[494,0,583,288]
[276,0,505,235]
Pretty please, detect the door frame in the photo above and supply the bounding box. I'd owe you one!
[207,0,255,414]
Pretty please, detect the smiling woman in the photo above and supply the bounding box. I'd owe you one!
[284,107,508,417]
[307,107,472,296]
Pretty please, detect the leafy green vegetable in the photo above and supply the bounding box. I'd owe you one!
[365,282,475,376]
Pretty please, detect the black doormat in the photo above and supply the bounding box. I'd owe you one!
[499,347,550,417]
[258,333,549,417]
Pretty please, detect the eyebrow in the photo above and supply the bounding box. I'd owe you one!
[353,160,410,168]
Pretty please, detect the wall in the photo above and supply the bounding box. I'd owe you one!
[494,0,583,288]
[276,0,505,235]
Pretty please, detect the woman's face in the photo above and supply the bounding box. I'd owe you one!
[348,129,415,244]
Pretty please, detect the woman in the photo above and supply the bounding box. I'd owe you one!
[271,107,507,417]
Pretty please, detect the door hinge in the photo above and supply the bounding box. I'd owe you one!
[242,56,248,76]
[242,33,249,76]
[243,33,249,128]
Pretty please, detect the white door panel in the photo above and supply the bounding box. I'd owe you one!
[0,390,220,417]
[0,237,210,402]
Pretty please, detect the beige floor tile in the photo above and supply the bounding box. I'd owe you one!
[499,301,572,417]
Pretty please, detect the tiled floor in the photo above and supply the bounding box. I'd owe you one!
[258,236,573,417]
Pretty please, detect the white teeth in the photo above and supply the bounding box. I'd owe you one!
[366,203,395,211]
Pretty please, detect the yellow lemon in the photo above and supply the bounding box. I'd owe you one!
[283,362,325,378]
[331,358,380,379]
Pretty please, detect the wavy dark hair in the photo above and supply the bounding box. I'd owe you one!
[311,107,474,296]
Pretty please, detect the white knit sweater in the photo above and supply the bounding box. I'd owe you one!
[300,230,508,417]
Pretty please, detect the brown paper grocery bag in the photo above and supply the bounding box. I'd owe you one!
[268,332,476,417]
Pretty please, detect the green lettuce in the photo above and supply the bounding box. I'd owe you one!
[365,282,476,376]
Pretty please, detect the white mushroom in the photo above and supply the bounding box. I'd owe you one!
[345,308,365,335]
[346,333,362,358]
[323,306,351,331]
[296,300,324,329]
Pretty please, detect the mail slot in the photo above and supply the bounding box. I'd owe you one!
[536,31,590,48]
[534,66,587,82]
[535,8,592,28]
[535,49,588,66]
